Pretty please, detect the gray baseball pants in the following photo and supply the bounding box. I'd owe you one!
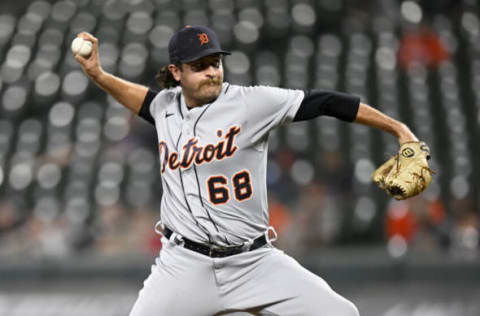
[129,237,359,316]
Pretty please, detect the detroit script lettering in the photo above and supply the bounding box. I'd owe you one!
[158,125,241,173]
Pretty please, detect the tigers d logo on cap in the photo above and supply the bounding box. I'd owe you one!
[197,33,209,45]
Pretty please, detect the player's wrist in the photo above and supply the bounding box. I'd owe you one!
[396,123,418,145]
[88,66,105,81]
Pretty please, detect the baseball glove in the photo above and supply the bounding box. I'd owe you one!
[372,141,434,200]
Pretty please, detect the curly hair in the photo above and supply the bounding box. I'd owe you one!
[155,65,182,90]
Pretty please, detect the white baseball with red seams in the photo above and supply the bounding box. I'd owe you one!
[71,37,92,58]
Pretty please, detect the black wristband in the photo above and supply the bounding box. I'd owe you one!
[139,89,158,126]
[293,89,360,122]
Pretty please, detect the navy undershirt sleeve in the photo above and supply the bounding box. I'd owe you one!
[138,89,158,126]
[293,89,360,122]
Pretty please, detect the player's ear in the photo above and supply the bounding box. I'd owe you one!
[168,64,182,81]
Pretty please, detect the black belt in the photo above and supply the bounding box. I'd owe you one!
[163,227,268,258]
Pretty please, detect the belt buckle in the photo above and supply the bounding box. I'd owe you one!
[208,244,223,257]
[209,244,239,257]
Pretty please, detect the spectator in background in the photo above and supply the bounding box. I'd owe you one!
[398,25,449,69]
[386,200,417,244]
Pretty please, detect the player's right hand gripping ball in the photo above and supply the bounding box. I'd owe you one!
[372,141,434,200]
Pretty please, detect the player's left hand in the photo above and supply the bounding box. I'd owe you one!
[372,141,434,200]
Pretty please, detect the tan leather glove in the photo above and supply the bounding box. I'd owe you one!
[372,141,434,200]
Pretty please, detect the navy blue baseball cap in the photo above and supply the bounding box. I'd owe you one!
[168,25,231,64]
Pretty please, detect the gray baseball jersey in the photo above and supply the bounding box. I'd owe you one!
[74,22,364,315]
[147,82,304,246]
[132,82,360,316]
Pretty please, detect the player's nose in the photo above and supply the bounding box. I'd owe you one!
[204,65,218,77]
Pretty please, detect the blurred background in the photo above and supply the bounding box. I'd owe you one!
[0,0,479,315]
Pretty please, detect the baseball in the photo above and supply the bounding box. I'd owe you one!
[71,37,93,58]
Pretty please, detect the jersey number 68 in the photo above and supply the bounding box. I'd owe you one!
[207,170,252,204]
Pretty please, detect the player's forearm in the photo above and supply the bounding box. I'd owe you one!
[90,70,148,114]
[354,103,418,144]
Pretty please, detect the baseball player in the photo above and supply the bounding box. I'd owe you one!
[74,25,426,316]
